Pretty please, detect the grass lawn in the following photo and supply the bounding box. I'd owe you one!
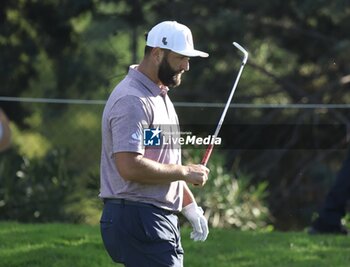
[0,222,349,267]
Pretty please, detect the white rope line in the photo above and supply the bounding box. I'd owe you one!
[0,96,106,105]
[1,96,350,109]
[174,102,350,109]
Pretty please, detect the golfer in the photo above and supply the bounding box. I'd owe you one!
[99,21,210,266]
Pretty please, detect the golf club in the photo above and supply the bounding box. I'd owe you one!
[201,42,248,166]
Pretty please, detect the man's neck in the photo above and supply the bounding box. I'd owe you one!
[137,60,162,87]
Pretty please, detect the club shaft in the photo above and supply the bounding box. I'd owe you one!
[213,62,246,138]
[201,43,248,166]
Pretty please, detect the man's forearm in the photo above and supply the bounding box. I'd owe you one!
[115,152,209,186]
[115,152,186,185]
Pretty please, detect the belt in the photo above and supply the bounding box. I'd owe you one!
[103,198,153,208]
[103,198,175,214]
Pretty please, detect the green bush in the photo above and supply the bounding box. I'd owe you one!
[183,149,272,230]
[0,145,272,228]
[0,148,79,222]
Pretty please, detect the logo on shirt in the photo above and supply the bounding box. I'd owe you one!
[130,131,142,145]
[143,127,162,146]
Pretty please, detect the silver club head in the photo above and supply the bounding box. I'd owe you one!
[233,42,248,65]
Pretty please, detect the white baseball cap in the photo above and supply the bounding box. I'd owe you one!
[146,21,209,58]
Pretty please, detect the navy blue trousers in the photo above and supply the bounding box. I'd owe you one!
[100,199,184,267]
[317,148,350,226]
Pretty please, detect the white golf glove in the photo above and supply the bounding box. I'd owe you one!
[182,202,209,242]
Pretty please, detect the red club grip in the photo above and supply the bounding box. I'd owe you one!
[201,144,214,166]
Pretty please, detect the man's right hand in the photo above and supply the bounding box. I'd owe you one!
[183,164,209,186]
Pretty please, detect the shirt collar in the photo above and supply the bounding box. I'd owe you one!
[128,65,169,97]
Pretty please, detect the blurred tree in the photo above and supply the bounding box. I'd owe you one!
[1,0,350,229]
[0,0,96,123]
[2,0,350,116]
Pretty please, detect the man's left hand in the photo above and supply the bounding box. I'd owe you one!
[181,202,209,242]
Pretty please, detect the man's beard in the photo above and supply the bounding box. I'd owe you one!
[158,56,183,87]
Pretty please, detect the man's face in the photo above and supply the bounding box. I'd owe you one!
[158,51,190,87]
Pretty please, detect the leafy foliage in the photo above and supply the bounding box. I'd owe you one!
[183,149,272,230]
[0,147,78,222]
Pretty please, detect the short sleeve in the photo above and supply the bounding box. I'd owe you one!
[108,95,150,155]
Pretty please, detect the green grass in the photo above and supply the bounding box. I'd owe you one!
[0,222,349,267]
